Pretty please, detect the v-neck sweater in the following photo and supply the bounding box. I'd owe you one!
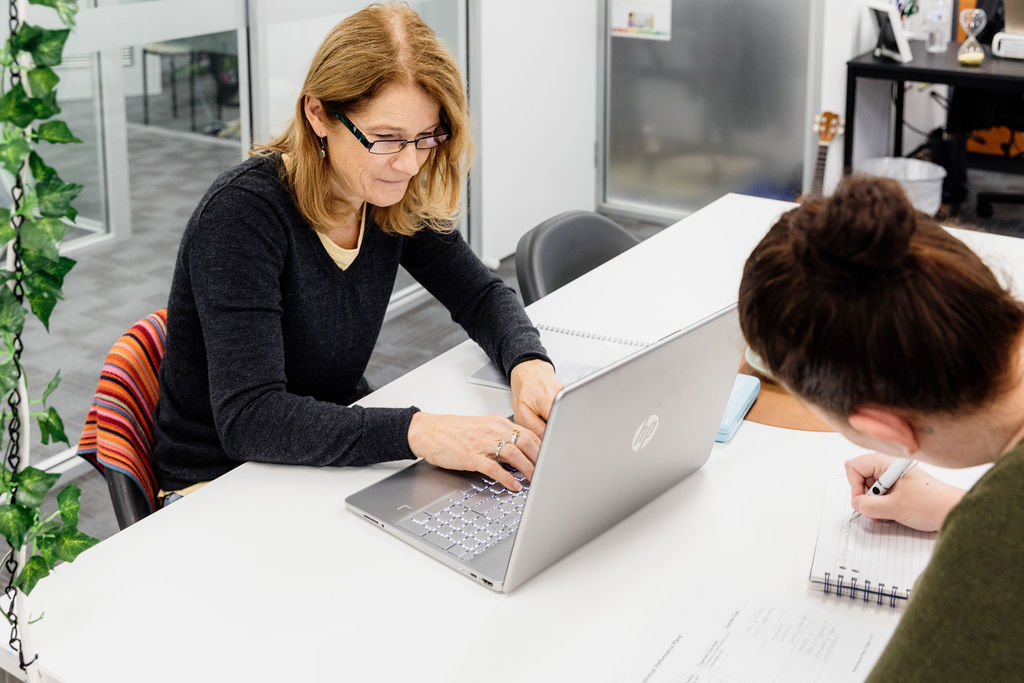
[152,155,547,490]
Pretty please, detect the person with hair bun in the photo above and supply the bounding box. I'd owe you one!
[739,175,1024,680]
[152,3,562,500]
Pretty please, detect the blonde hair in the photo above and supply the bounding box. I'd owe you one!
[256,2,471,236]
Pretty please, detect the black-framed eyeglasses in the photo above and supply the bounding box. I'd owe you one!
[333,111,450,155]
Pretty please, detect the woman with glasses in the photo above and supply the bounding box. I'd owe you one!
[152,3,561,501]
[738,175,1024,679]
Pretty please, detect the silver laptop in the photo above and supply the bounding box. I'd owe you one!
[346,304,743,592]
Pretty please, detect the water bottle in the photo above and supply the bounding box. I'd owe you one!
[925,0,951,53]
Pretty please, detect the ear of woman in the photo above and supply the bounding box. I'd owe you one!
[847,405,920,457]
[303,96,327,136]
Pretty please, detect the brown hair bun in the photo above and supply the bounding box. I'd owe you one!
[739,174,1024,416]
[792,175,917,284]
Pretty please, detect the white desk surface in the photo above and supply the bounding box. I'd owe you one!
[27,195,1024,682]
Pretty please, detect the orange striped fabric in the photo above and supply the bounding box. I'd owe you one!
[77,309,167,514]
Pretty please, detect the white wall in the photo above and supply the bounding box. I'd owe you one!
[817,0,887,194]
[472,0,598,263]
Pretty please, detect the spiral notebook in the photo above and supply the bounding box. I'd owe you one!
[809,475,937,607]
[468,324,652,389]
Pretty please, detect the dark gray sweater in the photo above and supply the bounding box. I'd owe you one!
[153,155,547,490]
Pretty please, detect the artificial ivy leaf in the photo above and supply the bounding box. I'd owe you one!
[14,555,49,595]
[42,368,60,404]
[36,531,57,569]
[21,247,57,272]
[0,82,35,128]
[0,358,17,400]
[34,120,79,144]
[0,207,11,237]
[11,192,37,220]
[28,0,78,29]
[35,518,62,538]
[10,24,42,54]
[22,254,74,330]
[0,41,14,68]
[27,27,70,68]
[56,482,80,528]
[0,136,30,175]
[28,151,54,182]
[0,286,27,337]
[52,527,98,563]
[26,66,59,99]
[33,518,63,568]
[35,174,81,220]
[13,466,61,509]
[37,405,68,446]
[21,250,75,316]
[0,503,33,548]
[31,91,61,121]
[22,253,74,284]
[22,217,65,261]
[24,270,63,331]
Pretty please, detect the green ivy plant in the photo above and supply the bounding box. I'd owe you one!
[0,0,97,599]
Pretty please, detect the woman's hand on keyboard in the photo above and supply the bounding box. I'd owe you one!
[510,359,563,439]
[407,412,542,492]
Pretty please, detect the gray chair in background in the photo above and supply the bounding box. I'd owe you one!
[515,210,640,306]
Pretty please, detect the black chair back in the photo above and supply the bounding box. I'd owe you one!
[515,210,639,306]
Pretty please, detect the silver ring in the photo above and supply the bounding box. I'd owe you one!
[494,440,506,459]
[510,428,520,446]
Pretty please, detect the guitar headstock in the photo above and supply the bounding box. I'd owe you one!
[813,111,845,145]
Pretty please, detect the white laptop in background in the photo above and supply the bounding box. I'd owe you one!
[346,304,744,592]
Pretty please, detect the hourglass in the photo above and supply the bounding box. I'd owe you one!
[958,8,987,66]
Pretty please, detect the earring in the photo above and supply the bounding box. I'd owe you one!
[318,135,327,160]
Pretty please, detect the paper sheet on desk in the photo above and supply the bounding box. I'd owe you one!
[628,598,892,683]
[468,326,647,390]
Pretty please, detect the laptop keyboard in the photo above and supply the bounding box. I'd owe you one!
[397,469,530,561]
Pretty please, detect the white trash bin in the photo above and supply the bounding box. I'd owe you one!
[854,157,947,216]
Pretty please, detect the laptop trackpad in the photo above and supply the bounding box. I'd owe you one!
[347,460,481,524]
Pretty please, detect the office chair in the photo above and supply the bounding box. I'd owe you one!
[515,210,639,306]
[77,309,167,530]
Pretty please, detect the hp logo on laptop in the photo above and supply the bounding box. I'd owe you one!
[631,414,660,452]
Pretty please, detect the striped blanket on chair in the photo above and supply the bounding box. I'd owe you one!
[77,309,167,515]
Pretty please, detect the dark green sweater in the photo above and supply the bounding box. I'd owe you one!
[153,156,547,490]
[867,439,1024,681]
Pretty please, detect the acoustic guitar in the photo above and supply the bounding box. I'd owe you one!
[809,111,844,198]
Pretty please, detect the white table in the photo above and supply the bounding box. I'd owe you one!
[26,195,1024,682]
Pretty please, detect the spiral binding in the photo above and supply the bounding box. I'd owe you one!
[536,323,648,348]
[822,572,911,607]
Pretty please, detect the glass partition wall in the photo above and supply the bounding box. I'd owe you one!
[52,0,465,313]
[601,0,814,220]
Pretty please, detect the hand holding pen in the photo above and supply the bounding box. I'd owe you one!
[845,453,964,532]
[850,457,916,519]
